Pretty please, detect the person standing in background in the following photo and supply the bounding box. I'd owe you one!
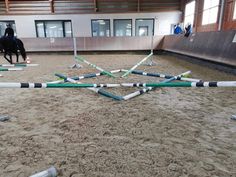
[184,23,192,37]
[174,23,183,34]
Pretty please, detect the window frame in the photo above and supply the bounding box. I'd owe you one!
[91,19,111,37]
[233,0,236,20]
[184,0,196,27]
[35,20,72,38]
[202,0,220,25]
[135,18,154,36]
[113,19,133,37]
[138,26,149,36]
[0,20,16,36]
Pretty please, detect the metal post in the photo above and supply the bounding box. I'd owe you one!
[218,0,225,31]
[69,37,82,69]
[73,37,77,58]
[145,17,157,66]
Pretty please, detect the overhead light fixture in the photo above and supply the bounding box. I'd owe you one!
[37,23,43,26]
[126,24,132,28]
[139,29,145,36]
[98,20,106,25]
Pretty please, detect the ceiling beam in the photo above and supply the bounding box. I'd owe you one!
[5,0,9,13]
[137,0,140,12]
[49,0,54,13]
[94,0,98,12]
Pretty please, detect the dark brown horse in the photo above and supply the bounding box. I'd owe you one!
[0,37,27,64]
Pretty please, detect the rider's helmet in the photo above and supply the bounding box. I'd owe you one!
[6,23,12,28]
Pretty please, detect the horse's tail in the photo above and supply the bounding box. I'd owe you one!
[16,39,27,61]
[0,37,4,52]
[0,39,3,52]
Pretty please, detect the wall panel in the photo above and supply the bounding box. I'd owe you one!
[97,0,137,13]
[54,0,94,14]
[0,0,181,14]
[8,1,51,14]
[162,31,236,67]
[140,0,180,12]
[223,0,236,30]
[21,36,164,52]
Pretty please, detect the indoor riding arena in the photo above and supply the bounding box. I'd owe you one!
[0,1,236,177]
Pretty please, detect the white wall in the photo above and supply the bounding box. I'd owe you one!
[0,11,182,38]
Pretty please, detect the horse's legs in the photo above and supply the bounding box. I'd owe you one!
[14,38,27,62]
[9,53,12,64]
[4,53,12,64]
[16,52,19,63]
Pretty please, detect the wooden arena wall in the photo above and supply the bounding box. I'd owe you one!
[21,36,164,52]
[21,30,236,68]
[161,30,236,67]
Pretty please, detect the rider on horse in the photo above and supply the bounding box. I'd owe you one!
[0,24,27,64]
[4,24,17,46]
[4,24,15,38]
[3,24,19,51]
[0,24,13,53]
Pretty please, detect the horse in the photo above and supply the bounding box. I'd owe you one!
[0,36,27,64]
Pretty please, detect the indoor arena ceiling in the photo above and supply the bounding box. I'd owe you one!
[0,0,181,14]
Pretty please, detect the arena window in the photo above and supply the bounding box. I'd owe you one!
[233,0,236,20]
[35,20,72,38]
[202,0,220,25]
[0,21,16,37]
[135,19,154,36]
[113,19,132,37]
[91,19,110,37]
[184,1,196,27]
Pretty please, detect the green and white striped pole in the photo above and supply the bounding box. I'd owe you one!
[0,64,38,67]
[0,81,235,88]
[55,73,124,101]
[121,81,236,88]
[121,69,201,82]
[75,56,116,78]
[123,71,192,100]
[0,67,23,71]
[49,69,122,84]
[122,52,153,78]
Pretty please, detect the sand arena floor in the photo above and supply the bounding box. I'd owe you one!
[0,53,236,177]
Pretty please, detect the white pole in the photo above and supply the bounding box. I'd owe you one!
[148,29,154,66]
[147,17,157,66]
[121,53,153,77]
[151,28,154,54]
[218,0,225,31]
[0,64,38,67]
[73,37,77,58]
[29,167,57,177]
[69,37,82,69]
